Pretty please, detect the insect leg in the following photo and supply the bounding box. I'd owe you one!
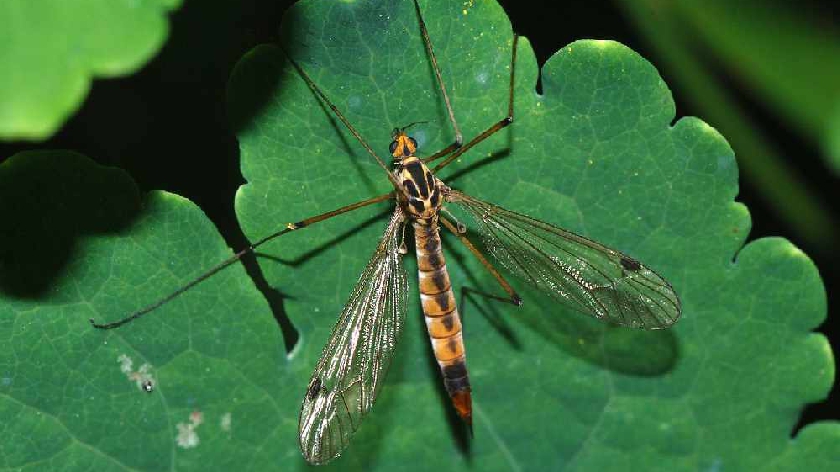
[439,216,521,306]
[420,141,461,165]
[432,34,519,172]
[413,0,462,148]
[459,287,522,351]
[279,46,402,190]
[90,192,393,329]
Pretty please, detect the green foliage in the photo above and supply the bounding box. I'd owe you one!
[0,0,182,140]
[668,0,840,170]
[0,0,836,471]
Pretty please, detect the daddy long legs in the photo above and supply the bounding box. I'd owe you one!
[91,0,681,465]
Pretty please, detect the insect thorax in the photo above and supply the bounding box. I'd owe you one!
[395,156,442,221]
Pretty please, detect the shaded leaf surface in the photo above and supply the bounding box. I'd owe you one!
[0,0,182,140]
[1,0,836,471]
[0,152,285,471]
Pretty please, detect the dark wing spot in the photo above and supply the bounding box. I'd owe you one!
[307,377,322,400]
[620,257,641,271]
[409,199,426,213]
[405,162,429,197]
[403,180,419,198]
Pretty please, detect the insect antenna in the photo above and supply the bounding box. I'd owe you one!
[400,120,429,131]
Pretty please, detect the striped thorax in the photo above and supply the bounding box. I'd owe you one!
[391,129,443,221]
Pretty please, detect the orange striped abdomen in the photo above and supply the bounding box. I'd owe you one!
[413,221,472,424]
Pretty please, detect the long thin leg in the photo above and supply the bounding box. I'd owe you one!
[439,215,522,306]
[432,34,519,172]
[421,141,460,165]
[90,192,393,329]
[413,0,462,148]
[459,287,522,349]
[280,46,402,190]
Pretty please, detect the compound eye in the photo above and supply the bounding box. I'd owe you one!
[409,137,418,148]
[389,141,399,154]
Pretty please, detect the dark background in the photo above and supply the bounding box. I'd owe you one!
[1,0,837,433]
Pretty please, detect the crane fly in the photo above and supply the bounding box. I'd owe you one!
[91,0,681,465]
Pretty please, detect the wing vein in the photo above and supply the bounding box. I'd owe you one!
[298,209,408,464]
[445,190,680,329]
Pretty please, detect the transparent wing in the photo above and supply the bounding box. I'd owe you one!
[446,191,680,329]
[298,208,408,465]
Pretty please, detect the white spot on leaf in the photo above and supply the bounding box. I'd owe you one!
[221,412,232,432]
[117,354,155,392]
[176,410,204,449]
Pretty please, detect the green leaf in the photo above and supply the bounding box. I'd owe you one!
[233,0,836,469]
[0,151,285,471]
[613,0,840,251]
[1,1,836,471]
[668,0,840,172]
[0,0,182,140]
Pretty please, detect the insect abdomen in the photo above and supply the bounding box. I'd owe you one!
[413,221,472,424]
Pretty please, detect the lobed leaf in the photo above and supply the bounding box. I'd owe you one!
[0,0,182,140]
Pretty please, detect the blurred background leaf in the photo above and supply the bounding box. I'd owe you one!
[670,0,840,171]
[0,0,182,140]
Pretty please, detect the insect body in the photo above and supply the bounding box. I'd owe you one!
[393,131,472,423]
